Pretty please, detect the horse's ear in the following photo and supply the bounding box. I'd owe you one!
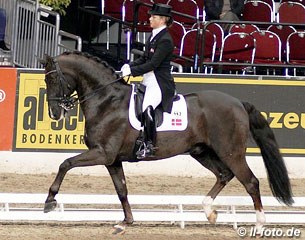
[40,58,46,67]
[40,54,54,68]
[46,54,52,61]
[44,54,54,65]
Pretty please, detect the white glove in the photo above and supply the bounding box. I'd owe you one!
[121,64,131,77]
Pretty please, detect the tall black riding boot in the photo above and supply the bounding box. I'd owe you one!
[136,105,157,159]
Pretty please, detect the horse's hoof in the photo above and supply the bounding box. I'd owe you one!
[207,210,218,224]
[111,224,126,235]
[44,200,57,213]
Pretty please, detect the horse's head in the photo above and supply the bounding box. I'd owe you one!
[44,55,76,120]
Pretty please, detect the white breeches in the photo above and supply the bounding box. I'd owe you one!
[142,71,162,111]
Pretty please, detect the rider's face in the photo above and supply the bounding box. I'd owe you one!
[149,15,166,29]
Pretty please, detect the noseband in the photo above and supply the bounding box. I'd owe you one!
[45,57,125,111]
[45,59,76,111]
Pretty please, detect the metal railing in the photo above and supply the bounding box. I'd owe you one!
[0,0,82,68]
[13,0,38,67]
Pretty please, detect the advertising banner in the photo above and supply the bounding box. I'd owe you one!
[12,71,305,155]
[173,76,305,155]
[14,71,86,151]
[0,68,17,151]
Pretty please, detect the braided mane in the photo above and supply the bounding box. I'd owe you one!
[61,51,127,84]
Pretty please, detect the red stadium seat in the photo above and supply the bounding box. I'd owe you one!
[205,22,224,61]
[250,30,283,74]
[243,1,274,24]
[267,25,297,61]
[123,0,152,33]
[175,29,216,72]
[286,31,305,75]
[277,2,305,25]
[103,0,124,19]
[219,33,256,74]
[245,0,275,21]
[167,0,199,29]
[168,21,187,56]
[279,0,305,6]
[251,30,282,64]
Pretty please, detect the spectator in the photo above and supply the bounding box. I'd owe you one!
[205,0,244,32]
[0,8,9,51]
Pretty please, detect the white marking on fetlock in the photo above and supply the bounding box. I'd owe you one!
[202,196,214,218]
[255,210,266,234]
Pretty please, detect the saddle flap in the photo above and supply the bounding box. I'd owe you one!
[129,84,187,132]
[134,83,163,127]
[134,83,146,120]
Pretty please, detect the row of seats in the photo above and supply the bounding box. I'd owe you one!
[101,0,203,28]
[244,0,305,25]
[100,0,305,25]
[79,0,202,60]
[172,22,305,75]
[99,0,305,31]
[80,0,305,75]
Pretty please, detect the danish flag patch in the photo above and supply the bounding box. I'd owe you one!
[172,118,182,126]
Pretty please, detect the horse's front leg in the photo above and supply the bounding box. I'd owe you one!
[107,161,133,234]
[44,148,108,213]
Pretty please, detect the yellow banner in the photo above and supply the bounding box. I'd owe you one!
[14,73,86,150]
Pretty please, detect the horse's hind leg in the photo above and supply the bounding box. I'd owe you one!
[190,144,234,224]
[228,157,266,232]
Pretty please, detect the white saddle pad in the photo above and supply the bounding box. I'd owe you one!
[128,84,188,131]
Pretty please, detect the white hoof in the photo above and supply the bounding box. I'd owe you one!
[207,210,218,224]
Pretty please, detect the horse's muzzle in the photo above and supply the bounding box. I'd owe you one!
[48,106,65,121]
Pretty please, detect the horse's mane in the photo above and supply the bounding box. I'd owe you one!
[61,51,128,85]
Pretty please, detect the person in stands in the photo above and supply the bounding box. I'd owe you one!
[205,0,244,32]
[0,8,9,51]
[121,3,176,159]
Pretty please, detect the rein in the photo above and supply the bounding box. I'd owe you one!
[45,59,127,111]
[72,75,127,105]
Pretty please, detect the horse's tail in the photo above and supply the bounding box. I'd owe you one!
[242,101,294,206]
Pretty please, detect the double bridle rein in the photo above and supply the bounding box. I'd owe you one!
[45,58,126,111]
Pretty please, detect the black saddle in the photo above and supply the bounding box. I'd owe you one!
[133,83,163,127]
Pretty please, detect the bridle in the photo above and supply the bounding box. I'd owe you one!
[45,58,127,111]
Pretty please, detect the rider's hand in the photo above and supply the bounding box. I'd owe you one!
[121,64,131,77]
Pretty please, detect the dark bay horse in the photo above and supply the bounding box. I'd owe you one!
[43,51,293,233]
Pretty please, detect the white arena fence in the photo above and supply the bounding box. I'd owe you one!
[0,193,305,229]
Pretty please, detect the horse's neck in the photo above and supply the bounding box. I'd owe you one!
[61,56,130,117]
[78,79,130,119]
